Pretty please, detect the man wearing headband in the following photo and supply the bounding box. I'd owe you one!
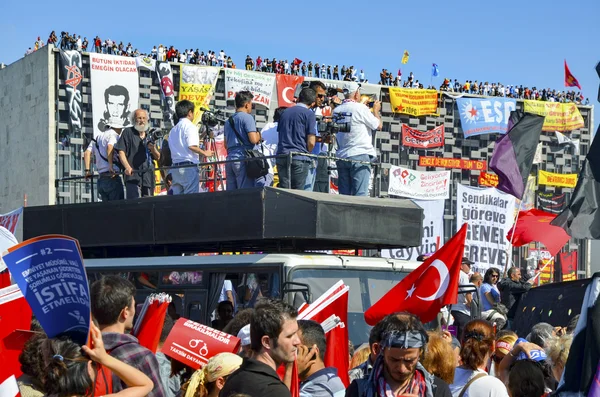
[346,313,451,397]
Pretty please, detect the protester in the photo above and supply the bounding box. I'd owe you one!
[18,334,45,397]
[421,332,456,384]
[211,300,234,331]
[220,298,301,397]
[449,320,508,397]
[39,322,153,397]
[469,273,482,288]
[492,332,518,377]
[276,87,317,189]
[222,308,254,337]
[182,353,242,397]
[90,275,166,397]
[480,267,507,330]
[157,315,183,397]
[498,267,532,329]
[346,312,452,397]
[507,360,546,397]
[236,324,252,357]
[348,315,389,382]
[526,322,555,348]
[296,320,346,397]
[333,82,381,196]
[545,334,573,383]
[450,257,474,340]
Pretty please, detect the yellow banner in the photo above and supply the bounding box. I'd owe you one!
[389,88,438,116]
[523,101,584,132]
[538,170,577,188]
[179,65,220,124]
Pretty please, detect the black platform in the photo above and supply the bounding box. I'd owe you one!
[23,187,423,258]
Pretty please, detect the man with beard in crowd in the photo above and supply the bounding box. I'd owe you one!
[115,109,161,199]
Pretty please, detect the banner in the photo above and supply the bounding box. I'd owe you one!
[388,88,438,116]
[479,172,499,187]
[0,207,22,235]
[538,170,577,188]
[156,61,176,123]
[162,318,241,369]
[224,69,275,108]
[2,235,90,345]
[59,50,83,138]
[518,175,537,211]
[179,65,220,124]
[388,165,450,200]
[90,53,139,137]
[135,55,156,71]
[419,156,487,170]
[276,74,304,107]
[382,200,445,260]
[559,251,577,282]
[456,185,516,272]
[0,285,32,382]
[456,97,517,137]
[401,124,444,148]
[523,101,585,132]
[537,192,566,214]
[529,249,554,285]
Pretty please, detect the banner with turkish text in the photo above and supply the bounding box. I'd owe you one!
[276,74,304,107]
[559,251,577,282]
[382,200,445,261]
[419,156,487,170]
[179,65,220,124]
[388,165,450,200]
[537,192,566,214]
[479,172,499,187]
[538,170,578,188]
[0,207,22,235]
[224,69,275,108]
[523,101,585,132]
[59,50,83,138]
[389,88,438,116]
[456,185,516,273]
[401,124,444,148]
[456,97,517,137]
[90,53,139,137]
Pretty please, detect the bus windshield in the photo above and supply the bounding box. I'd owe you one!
[289,267,409,346]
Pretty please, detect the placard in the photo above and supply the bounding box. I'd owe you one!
[479,172,499,187]
[419,156,487,170]
[224,69,275,108]
[388,166,450,200]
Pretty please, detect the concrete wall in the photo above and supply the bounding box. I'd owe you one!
[0,45,56,239]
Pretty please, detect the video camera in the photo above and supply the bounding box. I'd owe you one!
[199,107,227,128]
[316,112,352,135]
[145,128,164,145]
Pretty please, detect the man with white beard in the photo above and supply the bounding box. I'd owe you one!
[115,109,161,199]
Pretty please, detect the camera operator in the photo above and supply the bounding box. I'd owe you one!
[276,88,317,190]
[224,91,264,190]
[303,81,327,192]
[333,82,382,196]
[168,100,214,195]
[114,109,161,199]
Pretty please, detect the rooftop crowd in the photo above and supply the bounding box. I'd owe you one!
[24,30,588,106]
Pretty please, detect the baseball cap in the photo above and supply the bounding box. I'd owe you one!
[461,257,474,266]
[342,81,361,95]
[237,324,251,347]
[106,117,124,129]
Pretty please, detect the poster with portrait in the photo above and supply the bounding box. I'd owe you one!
[179,65,220,124]
[90,53,139,138]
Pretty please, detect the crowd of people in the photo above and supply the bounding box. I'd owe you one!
[17,268,580,397]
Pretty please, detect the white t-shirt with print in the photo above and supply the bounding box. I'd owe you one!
[449,367,508,397]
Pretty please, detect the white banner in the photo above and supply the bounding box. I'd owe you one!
[456,185,516,273]
[388,165,450,200]
[382,200,445,261]
[224,69,275,108]
[90,53,139,138]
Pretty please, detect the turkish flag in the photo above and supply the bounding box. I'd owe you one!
[133,299,169,353]
[507,209,570,256]
[276,74,304,107]
[0,375,20,397]
[0,285,33,383]
[365,224,467,326]
[276,361,299,397]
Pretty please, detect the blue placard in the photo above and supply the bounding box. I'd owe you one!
[2,236,90,345]
[456,97,516,138]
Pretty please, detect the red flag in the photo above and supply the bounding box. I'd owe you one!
[276,74,304,107]
[133,298,169,353]
[507,209,570,256]
[565,60,582,90]
[365,224,467,326]
[276,361,300,397]
[0,285,33,382]
[559,251,578,282]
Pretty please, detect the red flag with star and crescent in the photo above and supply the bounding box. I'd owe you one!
[365,224,467,325]
[564,60,582,90]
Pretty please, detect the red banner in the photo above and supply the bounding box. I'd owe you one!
[479,171,499,187]
[559,251,577,282]
[419,156,487,170]
[276,74,304,107]
[162,318,240,370]
[0,208,22,235]
[401,124,444,148]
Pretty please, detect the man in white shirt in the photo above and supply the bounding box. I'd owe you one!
[219,50,225,67]
[84,117,125,201]
[168,100,214,195]
[332,82,381,196]
[450,257,474,340]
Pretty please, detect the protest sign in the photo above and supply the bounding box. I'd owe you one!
[456,185,516,273]
[456,98,516,137]
[224,69,276,108]
[538,170,577,188]
[162,318,241,369]
[179,65,220,124]
[529,249,554,285]
[2,235,90,345]
[388,88,438,116]
[419,156,487,170]
[559,251,577,282]
[388,166,450,200]
[401,124,444,148]
[0,207,22,235]
[382,200,445,261]
[479,172,499,187]
[523,101,584,132]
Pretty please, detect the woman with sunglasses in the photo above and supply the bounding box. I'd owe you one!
[480,268,508,329]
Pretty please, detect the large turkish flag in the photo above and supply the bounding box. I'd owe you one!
[276,74,304,107]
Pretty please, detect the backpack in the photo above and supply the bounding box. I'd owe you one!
[228,118,269,179]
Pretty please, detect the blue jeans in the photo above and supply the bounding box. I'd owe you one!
[97,175,124,201]
[171,162,199,195]
[277,157,310,190]
[336,154,372,196]
[304,159,318,191]
[226,150,257,190]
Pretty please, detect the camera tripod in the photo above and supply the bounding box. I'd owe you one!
[199,125,225,192]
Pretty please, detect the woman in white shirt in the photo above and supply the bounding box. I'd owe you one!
[449,320,509,397]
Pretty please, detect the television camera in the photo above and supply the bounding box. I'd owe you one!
[316,112,352,136]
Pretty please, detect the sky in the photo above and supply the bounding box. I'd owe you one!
[1,0,598,131]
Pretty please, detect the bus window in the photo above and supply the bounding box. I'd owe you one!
[223,271,281,310]
[162,271,203,285]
